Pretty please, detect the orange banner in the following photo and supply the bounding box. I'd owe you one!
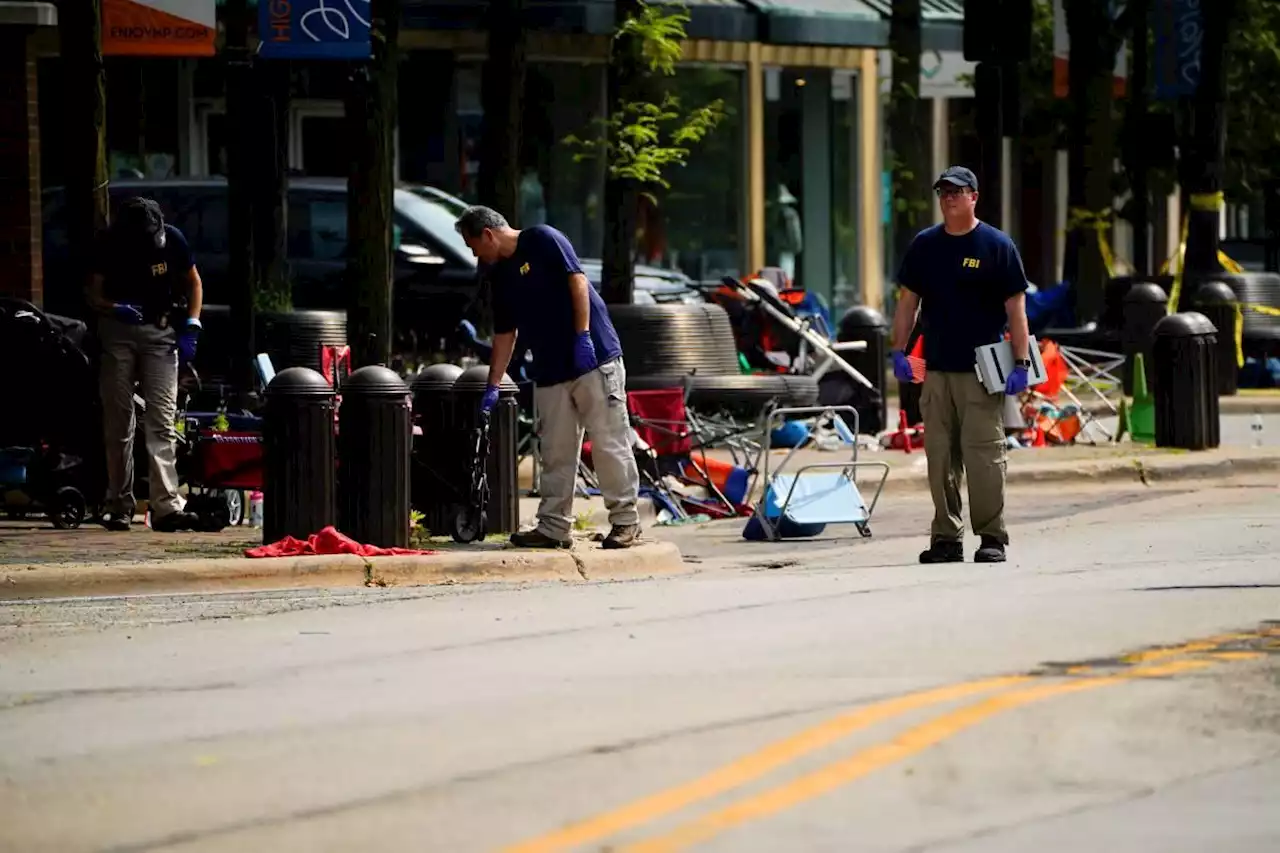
[103,0,216,57]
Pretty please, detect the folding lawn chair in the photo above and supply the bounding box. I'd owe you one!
[747,405,889,542]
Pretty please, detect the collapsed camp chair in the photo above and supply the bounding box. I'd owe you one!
[580,387,756,520]
[719,276,874,389]
[747,405,889,542]
[1025,337,1125,444]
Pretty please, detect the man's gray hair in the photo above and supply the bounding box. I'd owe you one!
[454,205,509,239]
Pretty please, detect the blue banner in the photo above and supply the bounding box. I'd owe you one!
[1152,0,1202,99]
[259,0,371,60]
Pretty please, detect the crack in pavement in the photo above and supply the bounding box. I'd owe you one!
[900,751,1280,853]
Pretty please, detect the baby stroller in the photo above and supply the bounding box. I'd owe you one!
[0,298,107,527]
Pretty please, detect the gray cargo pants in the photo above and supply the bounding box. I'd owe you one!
[534,358,641,542]
[920,371,1008,545]
[98,316,185,520]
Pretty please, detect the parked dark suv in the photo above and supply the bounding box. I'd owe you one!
[41,177,482,340]
[41,177,702,327]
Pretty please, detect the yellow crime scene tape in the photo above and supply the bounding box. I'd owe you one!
[1160,191,1280,367]
[1068,194,1279,367]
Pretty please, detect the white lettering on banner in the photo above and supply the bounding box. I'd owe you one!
[1176,0,1203,88]
[301,0,370,42]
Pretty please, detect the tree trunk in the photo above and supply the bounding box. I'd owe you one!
[477,0,526,222]
[601,0,646,305]
[1181,0,1239,275]
[602,175,638,304]
[888,0,928,270]
[346,0,399,369]
[58,0,109,313]
[223,0,256,392]
[1064,0,1118,325]
[252,60,291,312]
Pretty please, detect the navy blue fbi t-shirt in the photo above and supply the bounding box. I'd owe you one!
[897,222,1029,372]
[93,224,195,318]
[490,225,624,386]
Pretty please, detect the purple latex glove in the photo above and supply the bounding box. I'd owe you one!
[1005,365,1029,396]
[891,350,914,383]
[480,383,500,413]
[114,303,145,325]
[573,331,598,374]
[177,330,199,364]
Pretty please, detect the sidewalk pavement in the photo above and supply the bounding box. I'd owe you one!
[4,438,1276,601]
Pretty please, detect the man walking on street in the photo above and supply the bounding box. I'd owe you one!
[890,167,1031,564]
[455,206,642,550]
[88,197,204,532]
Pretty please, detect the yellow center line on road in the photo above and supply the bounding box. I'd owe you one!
[617,659,1217,853]
[498,676,1030,853]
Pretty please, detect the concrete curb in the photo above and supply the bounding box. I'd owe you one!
[869,450,1280,493]
[0,541,686,602]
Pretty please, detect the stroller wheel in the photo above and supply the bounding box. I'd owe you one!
[450,505,488,544]
[218,490,245,527]
[50,487,86,530]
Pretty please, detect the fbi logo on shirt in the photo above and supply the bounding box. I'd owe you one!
[151,262,168,276]
[961,257,981,269]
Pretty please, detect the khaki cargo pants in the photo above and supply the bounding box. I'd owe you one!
[98,316,185,520]
[920,371,1008,545]
[534,358,641,542]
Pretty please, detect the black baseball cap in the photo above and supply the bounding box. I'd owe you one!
[933,166,978,192]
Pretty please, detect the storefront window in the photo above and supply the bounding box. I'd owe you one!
[763,67,864,314]
[644,66,746,283]
[830,70,859,316]
[456,61,606,257]
[763,68,806,285]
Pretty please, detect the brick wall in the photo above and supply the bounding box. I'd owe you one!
[0,27,42,307]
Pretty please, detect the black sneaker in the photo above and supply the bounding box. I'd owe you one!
[509,528,572,549]
[151,510,200,533]
[919,540,964,564]
[101,513,132,532]
[974,536,1007,563]
[602,524,641,550]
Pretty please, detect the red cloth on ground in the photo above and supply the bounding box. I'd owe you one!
[245,525,432,558]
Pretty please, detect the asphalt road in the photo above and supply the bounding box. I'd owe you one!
[1,481,1279,853]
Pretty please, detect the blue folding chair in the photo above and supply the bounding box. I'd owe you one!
[748,405,889,542]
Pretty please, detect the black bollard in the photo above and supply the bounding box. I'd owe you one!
[338,365,412,547]
[1121,281,1168,396]
[1191,280,1240,396]
[262,367,336,544]
[1153,312,1221,451]
[834,306,888,434]
[410,363,464,536]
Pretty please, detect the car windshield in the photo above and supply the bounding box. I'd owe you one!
[395,189,474,264]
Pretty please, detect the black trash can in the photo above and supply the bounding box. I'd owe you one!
[1153,312,1221,451]
[1191,280,1240,396]
[262,367,336,544]
[338,365,412,547]
[452,366,521,537]
[1122,281,1168,395]
[832,306,888,434]
[411,363,464,535]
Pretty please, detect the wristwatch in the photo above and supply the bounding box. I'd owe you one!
[1014,357,1032,369]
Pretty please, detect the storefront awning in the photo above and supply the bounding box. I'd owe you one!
[750,0,963,50]
[402,0,754,42]
[749,0,887,47]
[860,0,964,51]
